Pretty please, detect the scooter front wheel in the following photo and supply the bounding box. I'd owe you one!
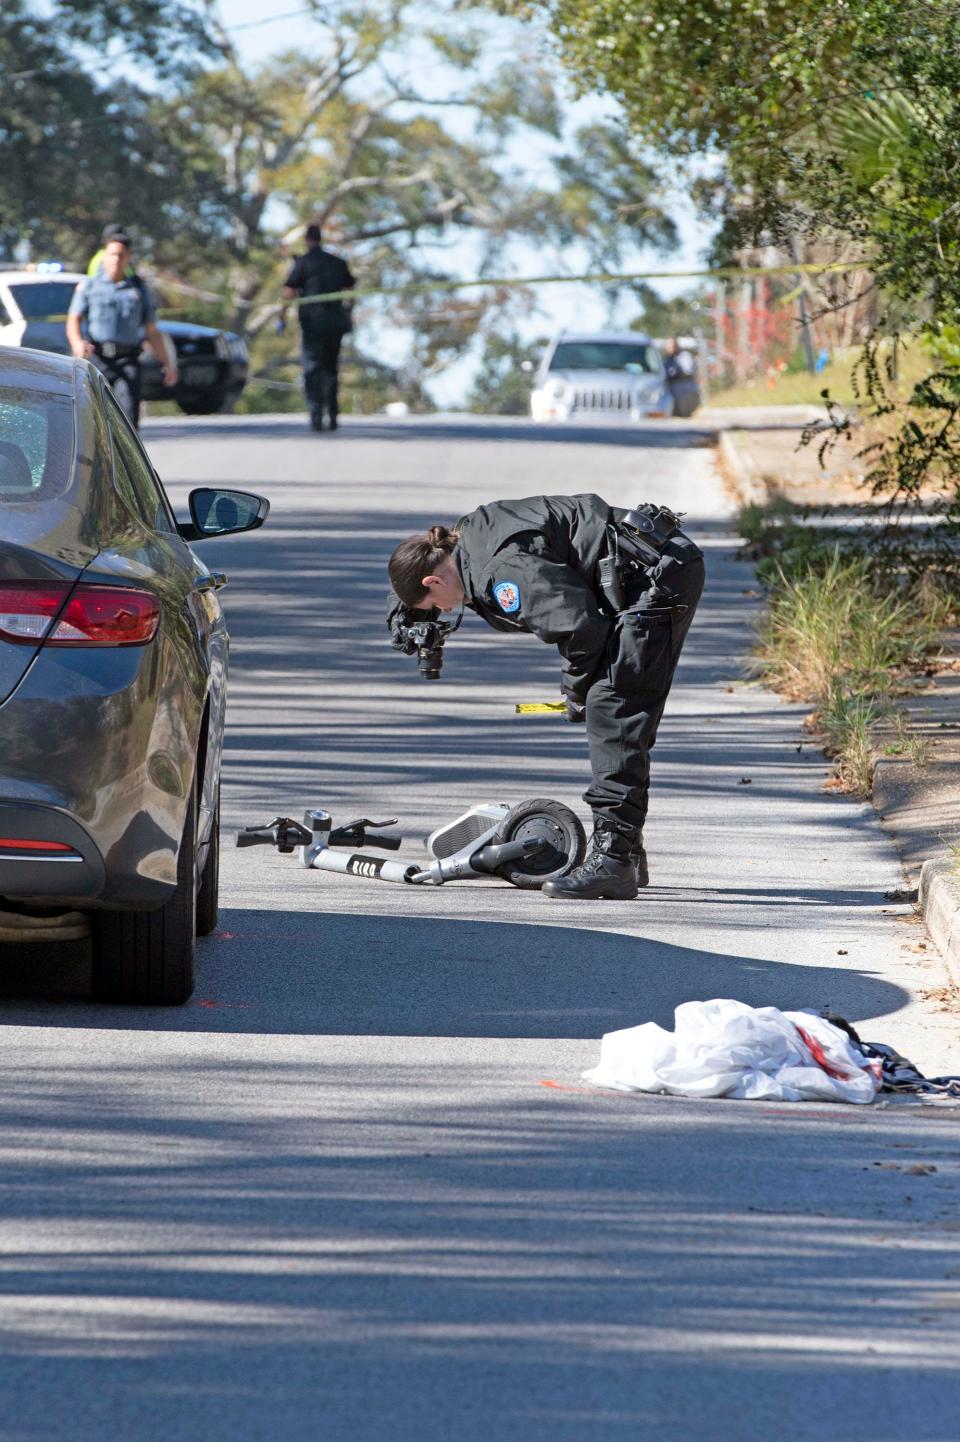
[492,799,586,889]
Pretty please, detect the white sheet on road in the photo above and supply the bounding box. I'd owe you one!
[583,997,881,1103]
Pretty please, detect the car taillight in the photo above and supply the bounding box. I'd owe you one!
[0,583,70,642]
[0,582,159,647]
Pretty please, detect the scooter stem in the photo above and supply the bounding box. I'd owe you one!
[471,837,547,873]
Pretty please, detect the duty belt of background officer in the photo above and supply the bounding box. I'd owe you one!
[93,341,141,360]
[597,503,686,615]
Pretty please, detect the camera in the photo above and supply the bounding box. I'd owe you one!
[406,619,449,679]
[393,616,452,679]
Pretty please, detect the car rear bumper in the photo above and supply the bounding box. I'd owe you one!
[0,802,106,902]
[0,637,203,911]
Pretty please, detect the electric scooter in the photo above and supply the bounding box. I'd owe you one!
[237,798,586,889]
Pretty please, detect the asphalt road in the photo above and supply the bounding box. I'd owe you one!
[1,413,958,1442]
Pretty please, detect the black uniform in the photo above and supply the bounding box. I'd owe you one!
[284,246,355,427]
[393,493,704,838]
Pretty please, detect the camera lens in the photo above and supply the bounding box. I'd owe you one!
[418,646,443,679]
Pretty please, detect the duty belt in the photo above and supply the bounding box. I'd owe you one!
[94,341,141,359]
[597,503,685,614]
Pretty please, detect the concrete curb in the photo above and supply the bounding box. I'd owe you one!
[716,429,770,507]
[918,857,960,991]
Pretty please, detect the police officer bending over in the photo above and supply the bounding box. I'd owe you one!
[387,494,705,900]
[67,231,176,427]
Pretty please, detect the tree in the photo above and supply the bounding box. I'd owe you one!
[512,0,960,573]
[467,332,544,414]
[0,0,224,262]
[628,284,709,340]
[4,0,683,409]
[149,3,679,342]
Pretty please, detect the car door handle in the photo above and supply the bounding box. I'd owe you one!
[195,572,228,592]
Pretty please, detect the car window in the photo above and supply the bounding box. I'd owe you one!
[7,282,79,320]
[105,394,177,534]
[0,384,74,501]
[549,341,659,374]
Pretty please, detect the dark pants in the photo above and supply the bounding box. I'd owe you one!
[301,331,343,421]
[583,535,705,835]
[91,350,142,428]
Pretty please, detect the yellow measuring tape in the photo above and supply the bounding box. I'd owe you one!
[515,701,567,715]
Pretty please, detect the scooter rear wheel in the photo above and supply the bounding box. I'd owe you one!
[492,799,586,889]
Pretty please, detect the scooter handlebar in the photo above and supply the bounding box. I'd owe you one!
[236,818,313,853]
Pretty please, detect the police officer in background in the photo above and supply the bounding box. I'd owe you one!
[281,223,355,432]
[387,494,704,900]
[86,222,131,278]
[67,231,176,427]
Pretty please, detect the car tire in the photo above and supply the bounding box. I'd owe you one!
[91,789,197,1006]
[178,385,228,416]
[196,785,220,937]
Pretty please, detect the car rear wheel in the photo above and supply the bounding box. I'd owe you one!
[91,789,197,1006]
[196,785,220,937]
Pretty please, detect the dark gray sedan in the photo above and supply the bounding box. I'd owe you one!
[0,347,268,1004]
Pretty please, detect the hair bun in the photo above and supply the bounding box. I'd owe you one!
[427,525,454,548]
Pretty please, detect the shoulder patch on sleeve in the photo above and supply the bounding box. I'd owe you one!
[492,579,521,614]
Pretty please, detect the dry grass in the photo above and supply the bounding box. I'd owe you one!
[749,544,947,796]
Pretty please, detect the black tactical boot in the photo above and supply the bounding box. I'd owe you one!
[632,839,649,888]
[542,822,639,900]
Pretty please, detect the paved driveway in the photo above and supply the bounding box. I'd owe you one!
[0,414,957,1442]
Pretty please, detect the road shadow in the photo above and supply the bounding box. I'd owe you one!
[0,908,908,1035]
[0,1021,955,1441]
[144,413,720,450]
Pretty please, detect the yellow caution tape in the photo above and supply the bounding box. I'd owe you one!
[515,701,567,714]
[148,256,866,318]
[288,258,862,313]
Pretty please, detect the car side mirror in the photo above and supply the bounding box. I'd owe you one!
[179,487,270,542]
[519,360,534,373]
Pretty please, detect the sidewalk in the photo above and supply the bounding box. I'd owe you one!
[717,406,960,991]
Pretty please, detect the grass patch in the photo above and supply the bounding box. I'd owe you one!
[742,509,950,796]
[710,354,859,410]
[708,343,931,411]
[819,684,886,796]
[756,549,943,702]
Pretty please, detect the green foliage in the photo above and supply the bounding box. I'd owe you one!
[514,0,960,555]
[4,0,681,403]
[466,332,542,413]
[511,0,860,157]
[629,284,707,340]
[0,1,229,263]
[54,0,215,73]
[549,126,676,268]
